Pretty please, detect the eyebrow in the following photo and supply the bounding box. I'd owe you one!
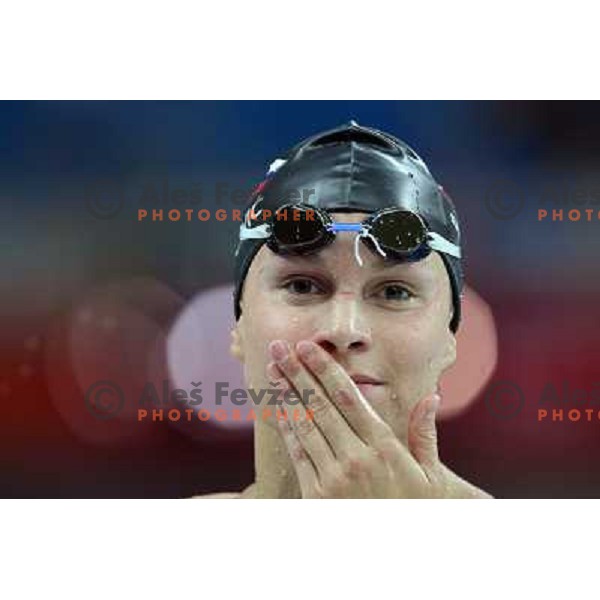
[278,253,433,279]
[276,253,419,272]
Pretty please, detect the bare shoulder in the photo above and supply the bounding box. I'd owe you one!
[191,492,242,499]
[190,484,256,499]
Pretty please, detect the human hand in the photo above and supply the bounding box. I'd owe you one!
[267,339,492,499]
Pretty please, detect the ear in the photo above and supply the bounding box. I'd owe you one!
[229,318,245,362]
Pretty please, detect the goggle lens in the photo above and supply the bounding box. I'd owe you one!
[369,210,428,256]
[268,205,333,254]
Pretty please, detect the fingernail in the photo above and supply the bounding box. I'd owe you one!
[426,393,441,419]
[269,340,289,362]
[296,340,315,359]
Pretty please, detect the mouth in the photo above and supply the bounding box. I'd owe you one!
[349,374,386,401]
[349,374,385,385]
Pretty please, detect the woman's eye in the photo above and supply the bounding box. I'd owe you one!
[283,278,323,295]
[377,284,414,302]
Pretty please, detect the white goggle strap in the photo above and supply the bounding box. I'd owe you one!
[353,228,388,267]
[427,232,462,259]
[239,221,271,241]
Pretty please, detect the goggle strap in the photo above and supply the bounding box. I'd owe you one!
[361,229,388,260]
[427,232,462,259]
[354,233,364,267]
[239,222,270,240]
[328,223,363,233]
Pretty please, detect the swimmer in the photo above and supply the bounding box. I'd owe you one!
[197,121,492,499]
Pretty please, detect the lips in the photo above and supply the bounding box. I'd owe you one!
[349,374,384,385]
[348,374,386,401]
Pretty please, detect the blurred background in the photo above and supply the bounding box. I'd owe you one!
[1,100,600,498]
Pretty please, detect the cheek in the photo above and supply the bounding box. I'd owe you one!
[382,315,449,399]
[383,326,428,377]
[247,299,315,343]
[240,298,317,386]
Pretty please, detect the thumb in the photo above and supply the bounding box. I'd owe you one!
[408,391,441,474]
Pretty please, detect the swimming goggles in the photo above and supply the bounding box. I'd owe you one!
[239,203,461,266]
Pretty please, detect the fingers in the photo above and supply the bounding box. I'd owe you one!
[277,373,338,474]
[268,339,445,496]
[408,391,441,480]
[268,365,335,494]
[269,340,362,459]
[275,412,320,495]
[292,340,400,450]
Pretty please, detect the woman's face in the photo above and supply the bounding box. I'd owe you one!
[231,212,457,441]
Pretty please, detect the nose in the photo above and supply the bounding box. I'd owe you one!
[310,292,373,357]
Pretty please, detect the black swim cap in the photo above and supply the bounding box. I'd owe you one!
[233,121,464,333]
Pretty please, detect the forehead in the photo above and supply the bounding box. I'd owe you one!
[330,212,368,224]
